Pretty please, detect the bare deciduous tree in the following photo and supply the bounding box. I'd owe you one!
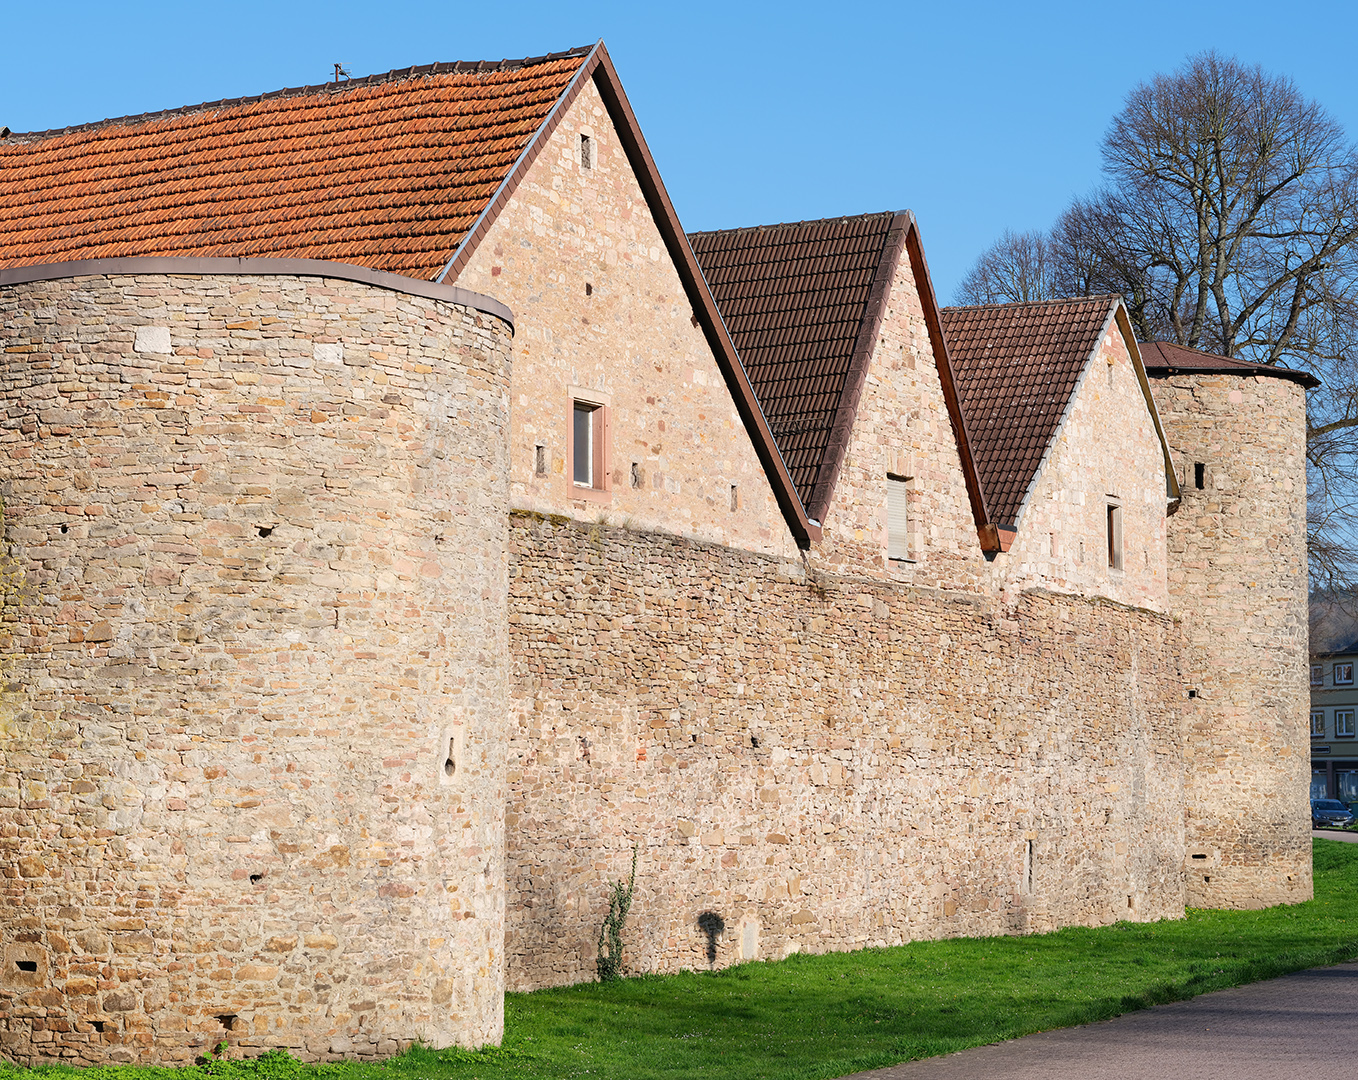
[954,229,1060,305]
[955,51,1358,584]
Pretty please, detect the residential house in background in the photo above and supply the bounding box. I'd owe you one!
[1310,598,1358,800]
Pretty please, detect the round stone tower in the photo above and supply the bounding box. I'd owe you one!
[0,261,513,1063]
[1146,344,1315,909]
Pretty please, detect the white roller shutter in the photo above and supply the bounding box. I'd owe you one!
[887,478,909,561]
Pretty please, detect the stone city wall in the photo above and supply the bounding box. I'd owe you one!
[504,514,1188,991]
[1151,373,1313,908]
[0,270,512,1063]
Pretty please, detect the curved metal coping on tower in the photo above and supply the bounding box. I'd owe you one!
[0,256,515,332]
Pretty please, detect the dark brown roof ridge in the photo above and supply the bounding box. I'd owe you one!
[943,293,1122,313]
[688,210,902,240]
[4,46,595,141]
[1140,339,1320,388]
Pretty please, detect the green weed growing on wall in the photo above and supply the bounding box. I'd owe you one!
[596,845,638,982]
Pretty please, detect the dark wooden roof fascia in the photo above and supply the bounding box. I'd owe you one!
[804,212,910,524]
[903,213,997,551]
[441,39,817,547]
[593,47,818,545]
[1115,306,1182,505]
[434,41,603,284]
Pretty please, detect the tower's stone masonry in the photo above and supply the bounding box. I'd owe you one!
[0,272,513,1063]
[1151,373,1312,908]
[505,514,1187,989]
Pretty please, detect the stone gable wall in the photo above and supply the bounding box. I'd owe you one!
[809,255,987,589]
[505,514,1187,990]
[1151,373,1313,908]
[455,78,796,559]
[0,272,513,1063]
[993,325,1169,611]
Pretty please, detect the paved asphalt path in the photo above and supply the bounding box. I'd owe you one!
[837,959,1358,1080]
[1314,827,1358,843]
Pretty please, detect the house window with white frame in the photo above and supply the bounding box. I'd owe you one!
[1339,710,1356,738]
[1313,664,1325,687]
[569,389,611,498]
[1337,662,1355,686]
[1312,710,1326,738]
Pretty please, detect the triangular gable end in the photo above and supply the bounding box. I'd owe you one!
[1006,300,1180,542]
[690,210,997,552]
[435,40,819,548]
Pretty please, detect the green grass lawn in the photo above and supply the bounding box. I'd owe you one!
[15,840,1358,1080]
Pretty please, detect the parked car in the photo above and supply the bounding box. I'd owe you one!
[1312,799,1356,829]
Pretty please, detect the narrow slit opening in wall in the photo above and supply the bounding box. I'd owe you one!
[730,484,739,512]
[535,445,548,477]
[631,462,641,489]
[585,282,593,297]
[444,737,457,778]
[1024,840,1034,893]
[1194,462,1205,489]
[580,133,593,170]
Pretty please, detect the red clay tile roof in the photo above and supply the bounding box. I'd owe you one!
[689,212,907,510]
[941,296,1121,528]
[1139,340,1320,388]
[0,48,592,279]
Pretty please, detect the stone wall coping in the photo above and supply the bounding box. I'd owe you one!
[0,256,515,330]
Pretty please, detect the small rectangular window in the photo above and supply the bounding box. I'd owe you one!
[1338,710,1355,738]
[730,484,739,512]
[630,462,641,489]
[887,475,910,561]
[535,444,548,477]
[1194,462,1205,490]
[569,393,610,495]
[573,403,595,486]
[1312,664,1325,687]
[580,134,593,170]
[1106,503,1123,570]
[1312,711,1326,738]
[1337,663,1354,686]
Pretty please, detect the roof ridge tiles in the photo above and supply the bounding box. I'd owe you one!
[4,46,595,140]
[942,293,1121,313]
[687,209,904,241]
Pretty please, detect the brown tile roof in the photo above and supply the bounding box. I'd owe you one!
[0,48,592,279]
[0,42,822,549]
[689,212,908,513]
[1139,340,1320,388]
[941,295,1122,528]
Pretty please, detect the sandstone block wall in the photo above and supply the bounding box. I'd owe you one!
[1151,373,1313,908]
[994,325,1169,611]
[0,271,512,1063]
[455,77,796,559]
[505,514,1187,990]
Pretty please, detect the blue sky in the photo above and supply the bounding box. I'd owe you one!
[4,0,1356,301]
